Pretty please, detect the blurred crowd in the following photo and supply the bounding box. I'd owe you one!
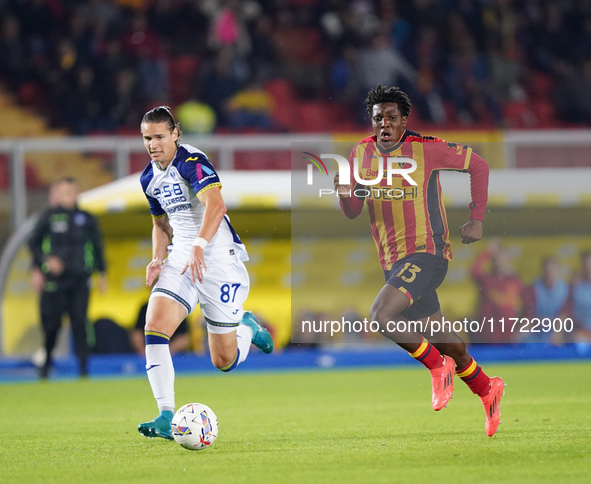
[1,0,591,134]
[293,241,591,347]
[469,240,591,345]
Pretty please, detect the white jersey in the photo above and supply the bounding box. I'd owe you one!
[140,143,248,266]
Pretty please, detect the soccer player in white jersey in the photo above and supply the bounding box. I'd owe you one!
[137,106,273,440]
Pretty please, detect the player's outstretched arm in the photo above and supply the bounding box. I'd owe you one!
[462,150,488,244]
[146,215,172,287]
[181,187,227,284]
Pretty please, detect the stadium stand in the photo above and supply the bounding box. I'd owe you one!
[1,0,591,136]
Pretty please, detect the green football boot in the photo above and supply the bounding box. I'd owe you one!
[241,311,274,354]
[138,410,174,440]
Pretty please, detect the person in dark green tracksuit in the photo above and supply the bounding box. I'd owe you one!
[28,178,107,378]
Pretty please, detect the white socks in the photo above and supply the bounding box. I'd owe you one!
[237,324,253,365]
[145,343,175,413]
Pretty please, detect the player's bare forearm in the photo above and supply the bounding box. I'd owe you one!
[147,217,170,286]
[152,216,172,262]
[180,188,226,284]
[460,219,483,244]
[196,187,227,241]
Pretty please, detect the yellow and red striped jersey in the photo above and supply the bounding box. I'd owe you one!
[340,130,488,270]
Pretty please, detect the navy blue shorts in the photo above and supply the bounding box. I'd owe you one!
[384,253,448,321]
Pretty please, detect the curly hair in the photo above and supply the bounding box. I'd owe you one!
[364,85,412,118]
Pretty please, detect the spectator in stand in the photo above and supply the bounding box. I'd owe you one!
[571,252,591,343]
[15,0,56,42]
[471,239,524,343]
[201,46,244,127]
[107,67,147,131]
[410,25,447,123]
[202,0,257,57]
[120,13,169,102]
[94,38,126,92]
[485,36,527,103]
[271,8,325,99]
[225,81,276,130]
[0,16,29,90]
[2,0,591,133]
[524,257,569,343]
[249,14,278,81]
[356,32,418,123]
[527,2,571,76]
[358,33,417,99]
[554,57,591,124]
[62,64,109,134]
[330,45,362,112]
[383,1,412,57]
[444,30,504,126]
[175,100,217,135]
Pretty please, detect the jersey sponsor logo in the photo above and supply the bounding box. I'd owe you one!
[197,174,217,184]
[168,204,191,213]
[196,163,215,181]
[160,196,187,208]
[185,156,201,162]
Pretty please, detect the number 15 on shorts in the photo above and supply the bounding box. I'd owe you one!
[220,283,241,303]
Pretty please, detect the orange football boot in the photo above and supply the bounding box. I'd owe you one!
[480,376,506,436]
[429,356,455,411]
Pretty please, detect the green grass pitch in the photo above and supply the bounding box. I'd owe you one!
[1,362,590,484]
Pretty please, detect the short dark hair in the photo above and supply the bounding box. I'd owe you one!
[141,106,182,139]
[365,85,412,118]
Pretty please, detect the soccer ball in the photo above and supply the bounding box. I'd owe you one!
[171,403,218,451]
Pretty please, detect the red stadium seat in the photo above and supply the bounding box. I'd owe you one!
[528,72,555,100]
[234,150,291,170]
[25,164,42,189]
[266,79,298,130]
[130,152,148,174]
[0,155,9,190]
[503,101,534,129]
[296,102,329,132]
[531,99,557,128]
[168,55,200,104]
[18,82,43,107]
[265,79,296,101]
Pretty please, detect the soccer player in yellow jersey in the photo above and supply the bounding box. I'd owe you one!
[335,85,505,436]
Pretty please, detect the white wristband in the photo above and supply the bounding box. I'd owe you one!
[192,237,208,249]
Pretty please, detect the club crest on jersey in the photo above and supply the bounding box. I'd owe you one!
[396,156,409,169]
[73,213,87,226]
